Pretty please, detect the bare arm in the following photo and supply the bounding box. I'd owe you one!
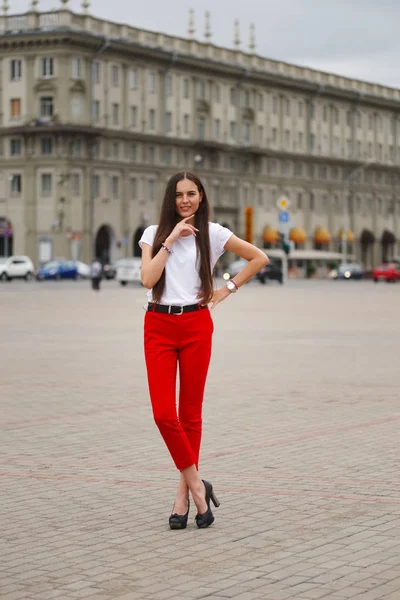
[140,243,169,289]
[209,235,269,310]
[225,235,269,287]
[140,216,198,289]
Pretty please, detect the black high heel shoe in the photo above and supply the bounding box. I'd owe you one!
[195,480,220,529]
[169,499,190,530]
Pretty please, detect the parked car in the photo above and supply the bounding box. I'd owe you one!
[329,263,364,280]
[116,258,142,286]
[373,262,400,283]
[0,255,35,281]
[36,260,79,281]
[74,261,91,278]
[225,257,282,284]
[256,261,283,284]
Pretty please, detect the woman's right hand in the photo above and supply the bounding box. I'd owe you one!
[166,216,199,246]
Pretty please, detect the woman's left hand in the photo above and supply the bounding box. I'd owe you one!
[208,286,231,311]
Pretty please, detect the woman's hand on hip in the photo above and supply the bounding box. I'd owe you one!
[166,216,198,245]
[209,286,231,311]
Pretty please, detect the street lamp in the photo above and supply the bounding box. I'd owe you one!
[341,158,374,263]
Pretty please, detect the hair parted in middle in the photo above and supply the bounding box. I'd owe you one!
[151,171,213,304]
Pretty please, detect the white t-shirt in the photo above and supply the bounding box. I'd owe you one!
[139,222,233,305]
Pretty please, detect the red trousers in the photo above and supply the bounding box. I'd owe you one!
[144,307,213,471]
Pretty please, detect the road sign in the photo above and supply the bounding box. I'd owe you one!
[279,211,289,223]
[276,196,290,211]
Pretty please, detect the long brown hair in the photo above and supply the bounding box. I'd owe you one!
[152,171,213,304]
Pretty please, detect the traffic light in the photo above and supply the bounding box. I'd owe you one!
[279,233,290,255]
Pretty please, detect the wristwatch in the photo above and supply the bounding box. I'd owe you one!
[226,280,238,293]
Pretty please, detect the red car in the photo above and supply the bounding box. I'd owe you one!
[373,262,400,283]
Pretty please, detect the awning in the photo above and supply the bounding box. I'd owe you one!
[263,226,279,244]
[314,227,331,245]
[290,227,307,244]
[337,228,355,243]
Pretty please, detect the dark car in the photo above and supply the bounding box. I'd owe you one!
[329,263,364,280]
[256,262,283,284]
[36,260,79,281]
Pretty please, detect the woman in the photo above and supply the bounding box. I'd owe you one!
[140,171,268,529]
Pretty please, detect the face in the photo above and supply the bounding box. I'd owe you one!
[175,178,203,219]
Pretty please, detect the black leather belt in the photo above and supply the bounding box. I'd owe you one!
[147,303,207,315]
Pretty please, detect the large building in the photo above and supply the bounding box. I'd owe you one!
[0,1,399,268]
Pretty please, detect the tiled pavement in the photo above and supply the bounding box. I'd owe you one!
[1,279,400,600]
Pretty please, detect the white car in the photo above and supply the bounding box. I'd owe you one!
[74,261,91,278]
[116,258,142,286]
[0,255,35,281]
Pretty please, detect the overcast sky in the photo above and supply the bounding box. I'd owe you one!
[12,0,399,88]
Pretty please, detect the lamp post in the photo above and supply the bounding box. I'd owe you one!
[341,159,373,263]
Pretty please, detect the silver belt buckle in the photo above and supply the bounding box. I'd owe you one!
[168,305,184,315]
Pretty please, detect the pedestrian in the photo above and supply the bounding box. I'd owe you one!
[139,171,269,529]
[90,258,102,291]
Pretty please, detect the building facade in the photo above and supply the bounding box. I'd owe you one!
[0,2,399,268]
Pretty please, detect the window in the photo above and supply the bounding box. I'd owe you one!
[284,98,290,117]
[112,103,120,125]
[319,165,327,180]
[323,105,328,122]
[72,173,80,196]
[309,192,314,211]
[111,65,119,87]
[309,102,315,119]
[258,93,264,111]
[297,192,302,209]
[214,119,221,138]
[130,106,137,127]
[129,67,138,89]
[131,178,137,199]
[284,129,290,147]
[10,98,21,118]
[333,107,339,125]
[183,114,189,134]
[272,96,278,115]
[93,61,100,84]
[147,146,155,163]
[346,139,352,157]
[369,115,374,130]
[148,109,156,130]
[41,57,54,78]
[112,142,119,159]
[357,112,362,128]
[346,111,352,127]
[214,84,221,103]
[321,134,328,154]
[230,121,237,140]
[197,80,205,100]
[92,175,100,198]
[272,128,278,145]
[243,123,250,143]
[111,176,119,198]
[40,96,53,118]
[298,101,303,118]
[230,87,237,106]
[183,78,190,99]
[71,96,82,118]
[197,117,206,140]
[368,142,372,158]
[297,131,303,149]
[378,144,382,160]
[10,59,22,81]
[258,126,264,144]
[165,111,172,133]
[41,173,52,197]
[71,140,81,156]
[92,141,99,159]
[130,143,137,161]
[148,71,156,92]
[92,100,100,122]
[41,138,52,155]
[333,136,340,155]
[10,139,21,156]
[165,74,173,96]
[72,58,81,79]
[257,189,263,206]
[164,148,172,165]
[244,90,251,108]
[294,162,303,177]
[309,133,315,152]
[10,174,21,194]
[148,180,155,200]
